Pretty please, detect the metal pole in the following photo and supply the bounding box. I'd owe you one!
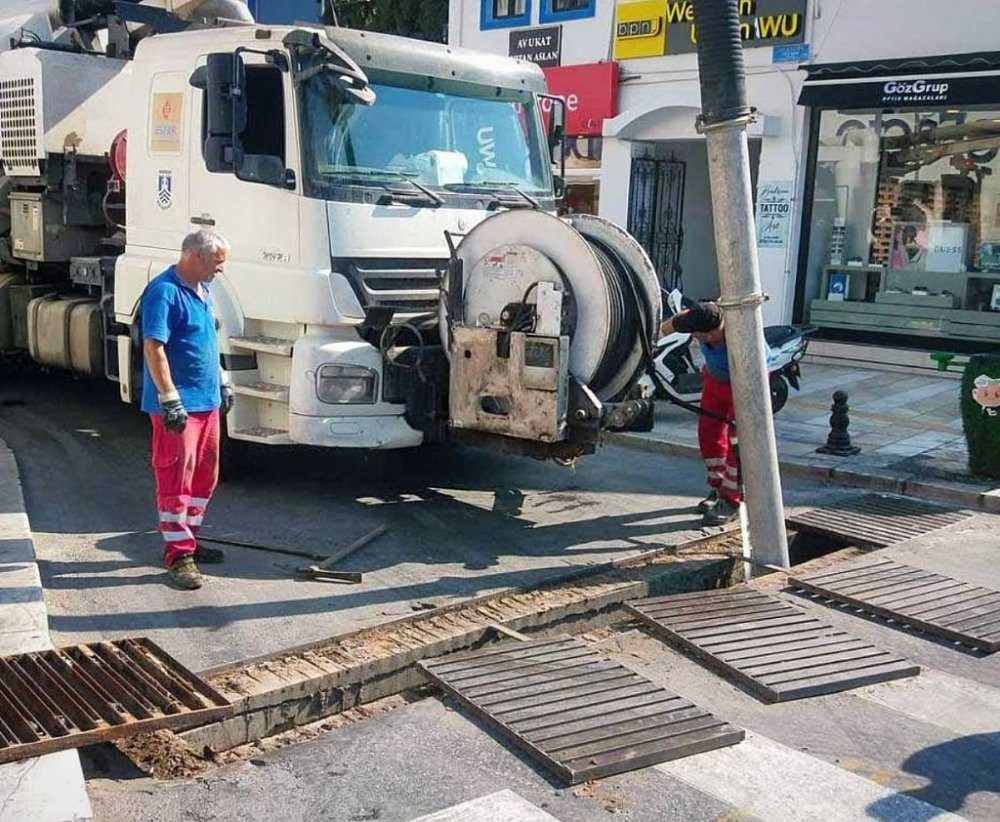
[692,0,789,568]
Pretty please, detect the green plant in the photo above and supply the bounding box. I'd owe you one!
[961,353,1000,480]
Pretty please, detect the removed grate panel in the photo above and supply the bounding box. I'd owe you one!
[791,558,1000,653]
[786,494,971,548]
[419,635,744,784]
[0,638,232,764]
[627,588,918,702]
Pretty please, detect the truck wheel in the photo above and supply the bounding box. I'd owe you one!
[769,373,789,415]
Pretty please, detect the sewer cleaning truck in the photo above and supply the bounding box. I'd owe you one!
[0,0,660,468]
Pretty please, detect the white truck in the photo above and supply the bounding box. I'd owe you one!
[0,0,660,468]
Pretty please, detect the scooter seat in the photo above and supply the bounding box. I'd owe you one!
[764,325,803,347]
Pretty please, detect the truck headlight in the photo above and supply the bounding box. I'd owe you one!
[316,364,378,404]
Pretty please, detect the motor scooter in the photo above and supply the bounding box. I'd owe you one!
[636,289,815,415]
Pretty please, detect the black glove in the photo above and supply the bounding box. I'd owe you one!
[160,394,188,434]
[221,383,234,416]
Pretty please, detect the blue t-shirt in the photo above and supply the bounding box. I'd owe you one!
[141,266,220,414]
[699,338,779,383]
[700,340,731,382]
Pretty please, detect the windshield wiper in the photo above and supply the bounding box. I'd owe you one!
[322,168,444,207]
[381,176,444,207]
[444,181,541,210]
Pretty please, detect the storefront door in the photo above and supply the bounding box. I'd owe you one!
[627,156,687,291]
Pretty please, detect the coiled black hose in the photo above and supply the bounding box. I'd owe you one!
[692,0,751,126]
[584,238,645,398]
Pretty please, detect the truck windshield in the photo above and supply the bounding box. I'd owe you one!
[299,76,552,201]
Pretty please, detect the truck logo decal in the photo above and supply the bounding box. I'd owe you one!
[157,171,173,210]
[150,92,184,154]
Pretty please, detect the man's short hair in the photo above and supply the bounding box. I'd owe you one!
[673,301,723,333]
[181,229,230,259]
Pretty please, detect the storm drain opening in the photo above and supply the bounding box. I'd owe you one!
[0,639,232,764]
[786,530,853,567]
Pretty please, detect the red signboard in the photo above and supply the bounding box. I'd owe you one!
[542,62,620,137]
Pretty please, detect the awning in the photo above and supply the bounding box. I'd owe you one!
[798,51,1000,109]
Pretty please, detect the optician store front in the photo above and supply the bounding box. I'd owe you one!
[796,53,1000,348]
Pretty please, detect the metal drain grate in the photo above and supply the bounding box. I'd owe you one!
[628,588,919,702]
[786,493,971,548]
[0,638,232,764]
[419,635,744,785]
[791,558,1000,653]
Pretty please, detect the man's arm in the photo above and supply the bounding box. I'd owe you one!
[658,310,689,338]
[144,338,188,433]
[143,339,176,396]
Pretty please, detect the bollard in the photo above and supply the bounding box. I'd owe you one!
[817,390,861,456]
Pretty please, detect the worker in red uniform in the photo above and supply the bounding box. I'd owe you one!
[660,301,741,526]
[142,230,234,589]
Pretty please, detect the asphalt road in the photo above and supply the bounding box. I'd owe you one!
[0,366,806,673]
[87,516,1000,822]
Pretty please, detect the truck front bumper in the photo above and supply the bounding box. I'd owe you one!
[288,412,423,449]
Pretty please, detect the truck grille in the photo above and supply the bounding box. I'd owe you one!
[338,257,444,321]
[0,77,40,176]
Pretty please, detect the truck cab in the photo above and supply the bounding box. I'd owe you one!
[118,25,556,450]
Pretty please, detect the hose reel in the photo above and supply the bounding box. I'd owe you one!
[441,210,661,457]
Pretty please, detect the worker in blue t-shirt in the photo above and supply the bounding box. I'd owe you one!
[141,230,234,590]
[659,301,741,527]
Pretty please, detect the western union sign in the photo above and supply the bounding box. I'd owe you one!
[613,0,667,60]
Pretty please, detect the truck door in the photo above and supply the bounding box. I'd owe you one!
[187,55,301,324]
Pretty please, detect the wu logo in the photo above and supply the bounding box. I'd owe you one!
[157,171,173,210]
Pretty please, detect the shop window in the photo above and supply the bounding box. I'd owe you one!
[802,107,1000,344]
[540,0,595,23]
[481,0,531,30]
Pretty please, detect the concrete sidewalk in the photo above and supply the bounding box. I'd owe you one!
[612,362,1000,513]
[0,440,91,822]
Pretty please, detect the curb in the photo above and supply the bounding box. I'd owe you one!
[607,432,1000,515]
[0,440,92,822]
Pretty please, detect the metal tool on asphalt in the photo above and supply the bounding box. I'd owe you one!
[299,524,389,584]
[197,534,328,562]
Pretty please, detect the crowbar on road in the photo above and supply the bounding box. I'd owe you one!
[299,524,389,584]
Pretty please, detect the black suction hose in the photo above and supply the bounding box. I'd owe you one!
[692,0,752,127]
[577,231,734,426]
[586,241,637,395]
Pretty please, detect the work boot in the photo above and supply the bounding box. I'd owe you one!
[702,498,740,527]
[167,555,203,590]
[697,489,720,512]
[193,545,225,564]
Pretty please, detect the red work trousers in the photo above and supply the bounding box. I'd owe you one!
[698,371,742,505]
[150,410,220,567]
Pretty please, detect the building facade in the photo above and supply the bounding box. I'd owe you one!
[449,0,1000,348]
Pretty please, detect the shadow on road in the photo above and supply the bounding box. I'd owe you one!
[866,732,1000,819]
[0,368,710,667]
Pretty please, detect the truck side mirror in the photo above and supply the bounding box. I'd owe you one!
[196,52,248,173]
[539,94,567,200]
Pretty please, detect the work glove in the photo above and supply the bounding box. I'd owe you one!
[159,391,188,434]
[220,371,234,416]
